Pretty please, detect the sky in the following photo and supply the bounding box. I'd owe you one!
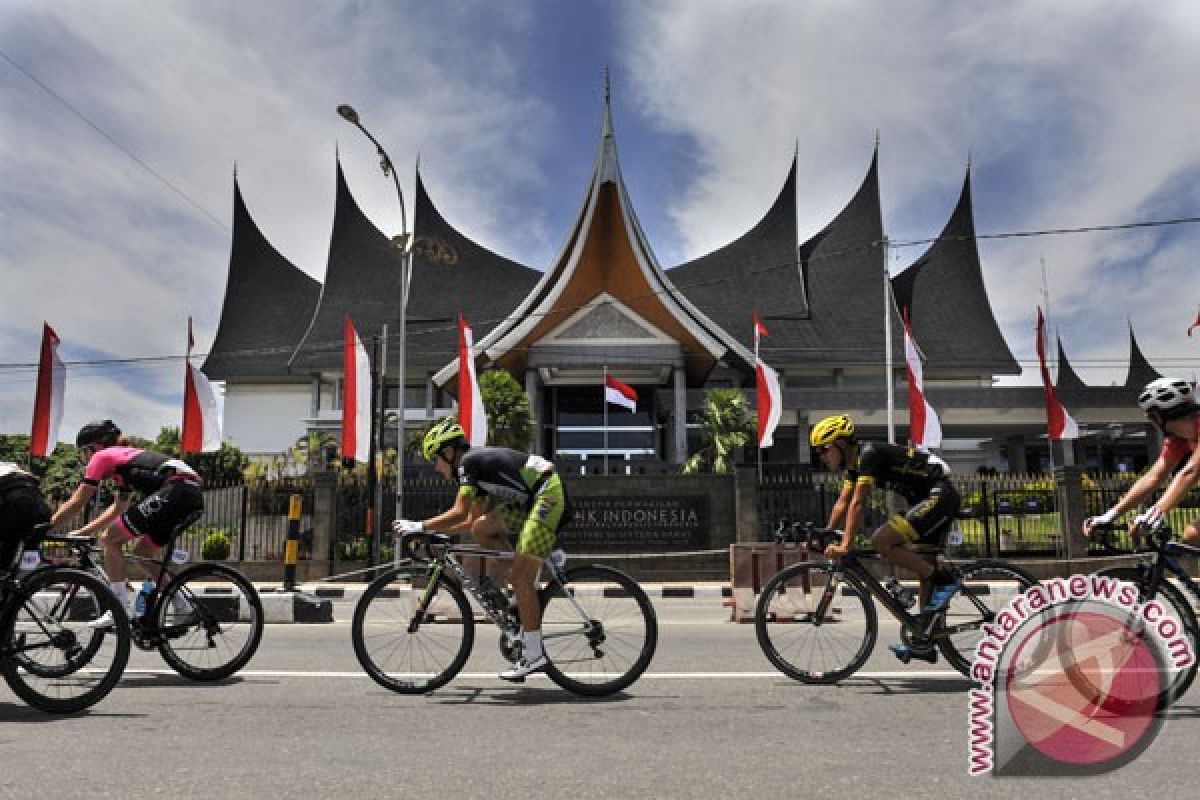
[1,0,1198,444]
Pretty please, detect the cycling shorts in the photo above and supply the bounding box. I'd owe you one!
[498,473,568,559]
[116,479,204,548]
[889,481,960,546]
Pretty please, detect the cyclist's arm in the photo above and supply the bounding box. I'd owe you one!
[826,481,854,529]
[1103,454,1177,519]
[74,493,132,537]
[841,480,872,550]
[1147,446,1200,519]
[422,489,481,534]
[50,482,97,526]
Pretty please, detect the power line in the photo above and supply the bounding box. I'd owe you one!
[0,47,228,232]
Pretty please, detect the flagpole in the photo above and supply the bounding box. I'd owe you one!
[883,236,895,444]
[603,365,609,475]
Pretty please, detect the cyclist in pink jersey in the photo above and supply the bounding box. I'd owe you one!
[1084,378,1200,545]
[51,420,203,615]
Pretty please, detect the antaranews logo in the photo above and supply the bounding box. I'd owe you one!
[967,574,1195,777]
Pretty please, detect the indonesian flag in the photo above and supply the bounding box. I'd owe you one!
[342,316,371,463]
[902,311,941,448]
[1188,306,1200,337]
[457,314,487,447]
[605,373,637,413]
[754,311,781,448]
[30,322,65,458]
[181,317,222,453]
[1036,307,1079,440]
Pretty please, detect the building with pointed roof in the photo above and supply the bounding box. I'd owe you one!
[203,84,1164,475]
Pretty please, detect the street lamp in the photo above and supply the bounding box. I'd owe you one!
[337,104,412,528]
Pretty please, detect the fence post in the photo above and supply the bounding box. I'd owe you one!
[734,468,760,543]
[312,471,337,571]
[981,482,993,558]
[1056,466,1088,564]
[283,494,302,591]
[238,484,249,563]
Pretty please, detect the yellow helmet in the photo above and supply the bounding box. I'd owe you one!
[810,414,855,447]
[421,417,466,461]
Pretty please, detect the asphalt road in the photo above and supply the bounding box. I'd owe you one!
[2,596,1197,799]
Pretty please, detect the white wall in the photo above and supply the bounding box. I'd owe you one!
[223,384,312,454]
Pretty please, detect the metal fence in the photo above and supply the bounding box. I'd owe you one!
[183,479,314,561]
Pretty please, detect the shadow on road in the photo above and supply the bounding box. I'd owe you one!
[0,701,144,723]
[430,685,638,706]
[116,674,259,689]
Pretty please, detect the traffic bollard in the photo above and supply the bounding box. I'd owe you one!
[282,494,302,591]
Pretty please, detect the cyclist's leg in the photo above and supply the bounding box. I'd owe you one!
[99,516,140,608]
[501,477,564,678]
[470,508,513,590]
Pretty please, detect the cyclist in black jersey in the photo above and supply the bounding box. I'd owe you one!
[392,417,569,680]
[810,414,962,664]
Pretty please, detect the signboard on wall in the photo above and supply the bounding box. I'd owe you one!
[562,495,709,550]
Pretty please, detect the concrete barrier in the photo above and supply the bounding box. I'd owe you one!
[728,543,811,623]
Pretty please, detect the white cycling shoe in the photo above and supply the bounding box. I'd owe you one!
[87,610,117,630]
[499,655,548,681]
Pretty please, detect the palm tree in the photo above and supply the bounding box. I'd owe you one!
[681,388,754,474]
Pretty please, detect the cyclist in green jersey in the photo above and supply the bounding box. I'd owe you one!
[392,418,569,680]
[810,414,962,664]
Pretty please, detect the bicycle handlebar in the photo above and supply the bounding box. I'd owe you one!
[773,522,843,551]
[397,531,453,562]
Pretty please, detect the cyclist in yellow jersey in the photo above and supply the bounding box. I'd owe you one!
[810,414,962,664]
[392,418,569,680]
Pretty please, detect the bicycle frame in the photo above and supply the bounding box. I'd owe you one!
[1134,538,1200,605]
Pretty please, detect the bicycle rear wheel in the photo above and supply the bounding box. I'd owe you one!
[538,565,657,696]
[352,565,474,694]
[937,560,1038,676]
[754,562,876,683]
[155,564,264,681]
[1,567,130,713]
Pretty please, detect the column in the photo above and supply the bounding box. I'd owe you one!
[673,366,687,465]
[525,369,544,456]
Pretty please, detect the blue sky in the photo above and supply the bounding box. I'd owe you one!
[1,0,1198,442]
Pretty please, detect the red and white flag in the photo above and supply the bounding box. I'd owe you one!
[181,317,222,453]
[1188,306,1200,337]
[30,322,65,458]
[457,314,487,447]
[902,312,942,448]
[753,311,781,448]
[342,316,371,463]
[1036,307,1079,440]
[604,373,637,413]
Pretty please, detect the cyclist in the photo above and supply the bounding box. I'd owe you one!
[50,420,203,623]
[392,418,568,680]
[0,461,52,578]
[1084,377,1200,545]
[810,414,962,664]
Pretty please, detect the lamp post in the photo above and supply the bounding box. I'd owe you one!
[337,104,412,524]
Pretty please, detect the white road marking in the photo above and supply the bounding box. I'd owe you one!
[116,668,964,680]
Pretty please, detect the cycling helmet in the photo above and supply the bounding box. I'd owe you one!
[76,419,121,449]
[1138,378,1198,419]
[421,417,466,461]
[810,414,856,448]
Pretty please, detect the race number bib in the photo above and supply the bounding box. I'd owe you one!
[20,551,41,569]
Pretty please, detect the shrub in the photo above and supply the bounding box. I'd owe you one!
[200,528,232,560]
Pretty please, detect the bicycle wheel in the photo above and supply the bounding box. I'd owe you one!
[1090,566,1199,706]
[754,562,876,683]
[352,565,474,694]
[155,564,264,681]
[1,567,130,713]
[538,565,657,696]
[938,560,1038,676]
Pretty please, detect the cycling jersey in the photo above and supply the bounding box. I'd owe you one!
[455,447,567,558]
[1161,413,1199,471]
[844,443,958,545]
[83,447,200,494]
[0,462,51,571]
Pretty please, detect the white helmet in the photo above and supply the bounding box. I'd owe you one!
[1138,377,1198,418]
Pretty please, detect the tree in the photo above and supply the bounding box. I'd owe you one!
[153,426,249,483]
[479,369,533,451]
[681,389,754,475]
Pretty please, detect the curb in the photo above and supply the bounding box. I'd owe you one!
[290,584,736,601]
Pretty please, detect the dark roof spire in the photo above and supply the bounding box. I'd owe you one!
[1124,321,1163,389]
[1054,335,1088,400]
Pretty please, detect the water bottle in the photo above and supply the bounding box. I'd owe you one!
[134,579,154,617]
[883,576,916,610]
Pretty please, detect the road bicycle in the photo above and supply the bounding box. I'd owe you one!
[42,512,263,681]
[1,523,131,712]
[755,523,1037,682]
[1086,521,1200,707]
[352,532,657,696]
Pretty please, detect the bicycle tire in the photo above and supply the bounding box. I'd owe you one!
[155,564,264,681]
[937,560,1038,676]
[1085,566,1200,707]
[538,565,657,696]
[9,566,106,678]
[754,562,877,684]
[1,567,130,713]
[352,565,474,694]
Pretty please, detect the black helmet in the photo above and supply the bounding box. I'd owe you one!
[76,420,121,449]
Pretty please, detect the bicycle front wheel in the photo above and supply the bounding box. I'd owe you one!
[754,562,877,683]
[937,560,1038,676]
[1,567,130,713]
[538,565,657,696]
[352,565,474,694]
[156,564,264,681]
[1093,566,1199,706]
